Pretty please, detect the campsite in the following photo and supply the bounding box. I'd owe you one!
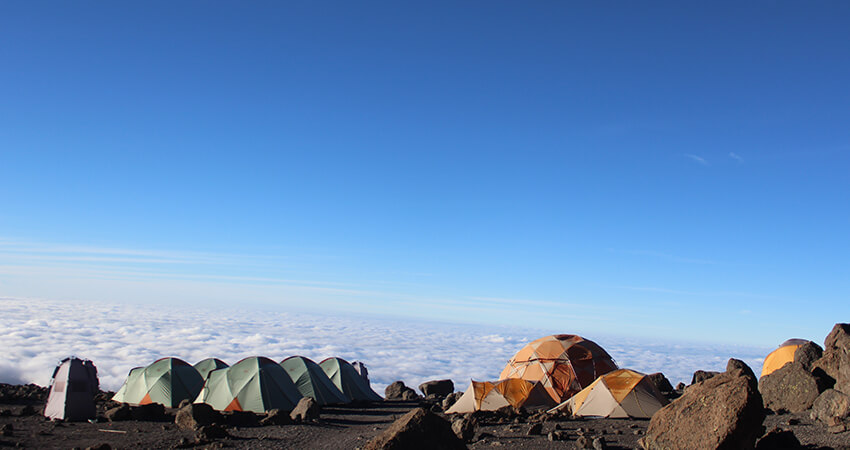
[1,326,849,449]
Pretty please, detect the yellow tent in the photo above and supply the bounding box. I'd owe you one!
[445,379,555,414]
[760,338,810,378]
[550,369,668,419]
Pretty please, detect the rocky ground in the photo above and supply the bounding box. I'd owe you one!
[1,383,849,449]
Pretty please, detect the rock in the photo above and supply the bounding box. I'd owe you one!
[290,397,320,423]
[728,358,757,385]
[104,404,132,422]
[419,380,454,398]
[641,359,765,450]
[814,323,850,394]
[575,435,592,448]
[527,423,543,435]
[223,410,261,427]
[548,430,569,441]
[85,445,111,450]
[690,370,720,385]
[175,403,221,430]
[793,342,823,371]
[260,408,292,426]
[177,399,191,409]
[592,436,607,450]
[363,407,466,450]
[647,373,674,393]
[451,416,477,442]
[195,424,229,441]
[828,423,848,433]
[759,362,820,412]
[402,390,419,401]
[385,381,418,400]
[1,424,12,437]
[675,382,685,391]
[755,427,802,449]
[442,392,462,411]
[810,389,850,424]
[130,403,167,421]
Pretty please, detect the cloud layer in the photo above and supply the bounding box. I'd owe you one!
[0,297,768,393]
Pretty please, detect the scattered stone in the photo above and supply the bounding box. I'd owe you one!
[592,436,607,450]
[691,370,720,385]
[642,359,765,450]
[260,408,292,426]
[647,373,674,394]
[104,404,132,422]
[527,423,543,435]
[575,435,591,448]
[633,429,643,435]
[548,430,569,441]
[175,403,221,430]
[385,381,419,401]
[419,380,454,399]
[290,397,321,423]
[755,427,802,449]
[759,362,820,412]
[451,416,477,442]
[442,392,462,411]
[810,389,850,424]
[363,407,466,450]
[195,424,229,441]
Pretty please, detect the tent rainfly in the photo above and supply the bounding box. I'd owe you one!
[196,356,303,413]
[194,358,229,380]
[500,334,618,402]
[43,357,99,421]
[446,379,555,414]
[280,356,349,406]
[550,369,669,419]
[319,357,382,402]
[761,339,812,378]
[112,357,204,407]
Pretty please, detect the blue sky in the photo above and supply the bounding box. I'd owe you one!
[1,2,848,346]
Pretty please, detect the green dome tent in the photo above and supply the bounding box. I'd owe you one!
[195,356,302,413]
[194,358,229,380]
[112,357,204,407]
[280,356,349,405]
[319,357,382,402]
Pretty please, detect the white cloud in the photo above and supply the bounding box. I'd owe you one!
[729,152,744,163]
[0,297,768,393]
[684,154,709,165]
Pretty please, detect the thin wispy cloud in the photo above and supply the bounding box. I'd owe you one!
[729,152,744,163]
[684,153,709,165]
[613,285,774,300]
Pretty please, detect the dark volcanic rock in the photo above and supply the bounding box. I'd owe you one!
[130,403,168,421]
[527,422,543,435]
[223,410,261,427]
[442,392,462,411]
[642,359,765,450]
[759,362,820,413]
[419,379,454,398]
[450,415,477,442]
[195,424,229,441]
[290,397,320,423]
[810,389,850,424]
[690,370,720,385]
[385,381,419,400]
[647,373,674,394]
[104,404,132,422]
[260,408,293,426]
[793,342,823,371]
[755,427,802,449]
[813,323,850,394]
[364,407,466,450]
[175,403,221,430]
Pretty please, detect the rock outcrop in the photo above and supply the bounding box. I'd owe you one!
[759,363,820,413]
[813,323,850,394]
[385,381,419,400]
[641,359,765,450]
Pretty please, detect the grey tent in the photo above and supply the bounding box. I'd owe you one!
[280,356,349,405]
[43,357,99,421]
[194,358,229,380]
[319,358,382,402]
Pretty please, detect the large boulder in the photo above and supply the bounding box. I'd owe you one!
[813,323,850,394]
[419,380,454,398]
[641,359,765,450]
[690,370,720,385]
[759,363,820,413]
[793,342,823,371]
[647,373,674,394]
[290,397,320,423]
[810,389,850,424]
[364,407,466,450]
[385,381,419,400]
[175,403,221,430]
[450,415,477,442]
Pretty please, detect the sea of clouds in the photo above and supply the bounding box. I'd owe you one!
[0,297,769,393]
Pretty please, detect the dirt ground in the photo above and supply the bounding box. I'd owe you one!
[2,393,849,449]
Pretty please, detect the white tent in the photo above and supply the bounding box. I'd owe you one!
[43,357,99,421]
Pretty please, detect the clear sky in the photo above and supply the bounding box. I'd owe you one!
[1,2,848,346]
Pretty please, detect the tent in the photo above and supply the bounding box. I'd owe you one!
[446,379,555,414]
[319,357,382,402]
[112,357,204,407]
[194,358,229,380]
[761,339,811,378]
[551,369,668,419]
[43,357,99,421]
[499,334,618,402]
[196,356,303,413]
[280,356,349,405]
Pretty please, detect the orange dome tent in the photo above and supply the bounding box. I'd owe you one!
[760,338,811,378]
[499,334,618,402]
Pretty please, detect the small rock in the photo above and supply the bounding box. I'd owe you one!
[810,389,850,424]
[527,423,543,435]
[195,424,229,441]
[451,416,477,442]
[418,379,454,398]
[104,404,132,422]
[290,397,320,423]
[633,429,643,435]
[260,408,292,426]
[548,430,569,441]
[175,403,221,430]
[384,381,418,400]
[575,435,591,448]
[647,373,674,394]
[592,437,607,450]
[442,392,462,411]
